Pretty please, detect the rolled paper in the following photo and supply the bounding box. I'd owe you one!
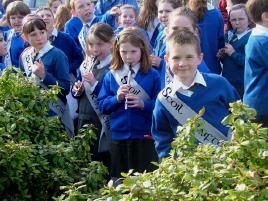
[125,70,132,110]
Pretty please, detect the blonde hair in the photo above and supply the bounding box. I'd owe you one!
[111,27,151,73]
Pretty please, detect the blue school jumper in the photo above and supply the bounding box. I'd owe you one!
[153,30,166,74]
[51,29,83,78]
[222,30,251,94]
[152,73,239,159]
[150,22,163,49]
[20,46,70,104]
[159,60,211,89]
[5,30,27,67]
[64,16,83,50]
[244,25,268,117]
[95,0,138,16]
[198,7,225,74]
[97,66,161,140]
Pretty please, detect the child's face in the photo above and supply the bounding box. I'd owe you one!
[0,32,7,56]
[37,10,54,33]
[87,35,112,61]
[168,16,196,36]
[229,9,249,34]
[24,28,48,51]
[158,2,174,27]
[51,0,61,14]
[9,14,24,32]
[167,43,202,82]
[119,8,136,27]
[75,0,95,23]
[119,42,141,66]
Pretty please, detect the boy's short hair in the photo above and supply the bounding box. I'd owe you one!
[246,0,268,23]
[6,1,30,25]
[166,30,201,55]
[69,0,95,10]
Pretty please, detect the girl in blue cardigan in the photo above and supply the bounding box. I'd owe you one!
[217,4,252,97]
[98,27,160,181]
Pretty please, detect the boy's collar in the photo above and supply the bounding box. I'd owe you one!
[252,24,268,37]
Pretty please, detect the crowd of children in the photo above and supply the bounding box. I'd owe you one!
[0,0,267,183]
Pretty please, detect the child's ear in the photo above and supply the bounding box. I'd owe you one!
[198,53,204,64]
[164,54,169,63]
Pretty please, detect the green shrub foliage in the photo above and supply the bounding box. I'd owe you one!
[95,102,268,201]
[0,69,107,200]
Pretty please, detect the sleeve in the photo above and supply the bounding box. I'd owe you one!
[143,71,161,111]
[97,72,121,115]
[42,51,70,97]
[217,9,225,50]
[94,0,104,16]
[101,11,116,29]
[230,51,245,68]
[151,99,177,159]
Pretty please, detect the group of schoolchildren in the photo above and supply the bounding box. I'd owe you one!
[0,0,267,183]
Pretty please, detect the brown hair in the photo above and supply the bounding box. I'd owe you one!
[54,5,71,31]
[166,30,201,55]
[138,0,158,29]
[188,0,207,20]
[111,27,151,73]
[22,18,47,35]
[158,0,181,9]
[2,0,21,11]
[48,0,62,8]
[120,4,138,17]
[169,7,198,32]
[246,0,268,23]
[36,7,54,17]
[6,1,30,25]
[228,4,255,29]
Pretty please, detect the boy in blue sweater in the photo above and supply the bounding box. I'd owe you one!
[152,30,239,160]
[244,0,268,127]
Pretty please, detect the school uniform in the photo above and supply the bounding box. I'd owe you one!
[149,21,162,49]
[153,29,166,74]
[244,24,268,126]
[78,12,116,54]
[198,3,225,74]
[222,29,251,96]
[159,60,211,90]
[50,28,84,79]
[4,29,28,68]
[97,63,160,177]
[95,0,138,16]
[152,71,239,159]
[64,16,83,50]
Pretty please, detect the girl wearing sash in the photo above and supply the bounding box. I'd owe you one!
[160,7,210,89]
[20,17,72,135]
[4,1,30,68]
[72,23,114,172]
[152,30,239,160]
[98,27,160,182]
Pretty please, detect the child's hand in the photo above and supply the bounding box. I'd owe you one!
[125,94,144,109]
[117,84,129,102]
[217,48,225,59]
[83,72,97,86]
[150,55,161,67]
[110,6,121,16]
[72,80,84,96]
[33,59,45,79]
[224,44,235,56]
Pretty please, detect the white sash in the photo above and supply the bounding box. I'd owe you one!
[4,29,14,68]
[111,67,151,101]
[78,29,86,54]
[79,58,111,152]
[21,45,74,136]
[158,85,229,146]
[165,64,174,86]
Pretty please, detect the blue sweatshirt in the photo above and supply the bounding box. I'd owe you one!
[244,25,268,116]
[97,67,161,140]
[95,0,138,16]
[222,30,251,92]
[198,8,225,74]
[152,73,239,159]
[52,31,84,78]
[64,16,83,49]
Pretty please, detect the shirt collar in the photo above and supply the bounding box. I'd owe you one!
[123,63,140,77]
[36,41,53,55]
[236,29,251,40]
[51,27,58,37]
[252,24,268,37]
[172,70,206,93]
[207,2,214,10]
[98,54,112,69]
